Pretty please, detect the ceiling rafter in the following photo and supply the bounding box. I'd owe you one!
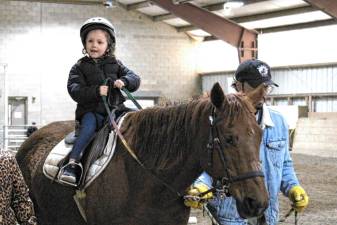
[152,1,226,22]
[304,0,337,20]
[126,0,227,12]
[126,0,154,10]
[233,5,317,23]
[11,0,336,44]
[153,13,175,22]
[256,18,337,33]
[13,0,102,5]
[150,0,282,22]
[150,0,258,62]
[203,18,337,41]
[176,5,317,32]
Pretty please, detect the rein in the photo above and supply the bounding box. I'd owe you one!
[121,87,142,110]
[102,95,182,197]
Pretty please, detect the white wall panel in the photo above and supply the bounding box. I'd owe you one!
[201,65,337,112]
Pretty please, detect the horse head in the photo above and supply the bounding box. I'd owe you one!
[201,82,268,219]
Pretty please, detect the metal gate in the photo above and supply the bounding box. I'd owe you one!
[3,97,28,151]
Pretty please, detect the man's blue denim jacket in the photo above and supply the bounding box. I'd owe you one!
[196,106,299,225]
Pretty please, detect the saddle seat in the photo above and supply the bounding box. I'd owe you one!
[43,113,128,189]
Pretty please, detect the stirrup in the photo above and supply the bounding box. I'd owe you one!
[58,161,83,187]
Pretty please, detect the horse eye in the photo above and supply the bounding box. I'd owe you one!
[225,136,235,145]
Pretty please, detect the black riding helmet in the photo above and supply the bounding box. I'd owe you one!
[80,17,116,46]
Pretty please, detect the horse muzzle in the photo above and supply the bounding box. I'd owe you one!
[236,197,268,219]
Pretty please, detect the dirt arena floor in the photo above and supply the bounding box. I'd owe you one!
[190,153,337,225]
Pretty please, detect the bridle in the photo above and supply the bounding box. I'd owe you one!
[206,107,264,196]
[102,90,263,199]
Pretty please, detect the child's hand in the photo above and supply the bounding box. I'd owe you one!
[114,79,125,89]
[100,85,109,96]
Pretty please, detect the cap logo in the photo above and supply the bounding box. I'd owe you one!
[257,65,269,77]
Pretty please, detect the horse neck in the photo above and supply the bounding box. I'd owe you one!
[124,100,213,190]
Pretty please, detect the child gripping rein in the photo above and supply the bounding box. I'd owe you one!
[60,17,141,184]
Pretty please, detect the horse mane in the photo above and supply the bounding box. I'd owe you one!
[222,93,256,126]
[122,93,254,170]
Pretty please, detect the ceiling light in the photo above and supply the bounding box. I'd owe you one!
[223,0,244,10]
[103,0,117,8]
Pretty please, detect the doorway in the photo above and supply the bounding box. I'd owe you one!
[8,97,27,125]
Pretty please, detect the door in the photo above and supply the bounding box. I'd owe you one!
[8,97,27,125]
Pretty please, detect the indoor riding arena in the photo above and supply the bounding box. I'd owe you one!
[0,0,336,225]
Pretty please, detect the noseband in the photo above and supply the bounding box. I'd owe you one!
[207,107,264,196]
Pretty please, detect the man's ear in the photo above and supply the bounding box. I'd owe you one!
[245,84,266,107]
[210,82,227,109]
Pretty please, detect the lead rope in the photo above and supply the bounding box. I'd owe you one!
[279,207,299,225]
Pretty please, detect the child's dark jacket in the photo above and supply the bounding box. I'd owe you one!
[67,56,140,120]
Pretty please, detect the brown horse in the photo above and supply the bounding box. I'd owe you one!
[16,83,268,225]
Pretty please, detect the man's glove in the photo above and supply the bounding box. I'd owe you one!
[288,185,309,212]
[184,183,213,209]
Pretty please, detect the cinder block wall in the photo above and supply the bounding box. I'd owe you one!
[0,1,199,125]
[293,117,337,158]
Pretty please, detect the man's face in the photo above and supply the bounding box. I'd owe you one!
[236,82,273,109]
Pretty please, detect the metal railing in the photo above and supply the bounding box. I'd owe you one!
[2,125,38,152]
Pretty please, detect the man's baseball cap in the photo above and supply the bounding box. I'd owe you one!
[234,59,278,88]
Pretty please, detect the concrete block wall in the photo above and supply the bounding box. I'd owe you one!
[0,1,199,126]
[293,117,337,158]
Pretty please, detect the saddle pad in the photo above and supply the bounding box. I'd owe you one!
[43,140,72,180]
[43,114,127,189]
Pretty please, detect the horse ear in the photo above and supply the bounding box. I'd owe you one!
[210,82,226,108]
[246,84,266,107]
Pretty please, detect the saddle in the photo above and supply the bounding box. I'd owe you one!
[43,113,127,189]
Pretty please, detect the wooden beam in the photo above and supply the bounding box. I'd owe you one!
[177,25,194,32]
[257,19,337,34]
[152,0,271,22]
[153,13,175,21]
[177,5,317,33]
[203,36,217,42]
[151,0,258,62]
[127,1,154,10]
[304,0,337,19]
[233,5,317,23]
[153,1,226,22]
[12,0,101,5]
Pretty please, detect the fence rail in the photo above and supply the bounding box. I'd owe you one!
[2,125,38,152]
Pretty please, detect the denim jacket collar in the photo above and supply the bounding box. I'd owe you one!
[261,103,274,129]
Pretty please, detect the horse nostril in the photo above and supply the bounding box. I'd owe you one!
[245,197,256,209]
[244,197,266,216]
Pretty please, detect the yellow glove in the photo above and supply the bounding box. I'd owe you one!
[288,185,309,212]
[184,183,213,209]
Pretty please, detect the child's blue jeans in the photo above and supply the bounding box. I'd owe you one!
[69,112,105,162]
